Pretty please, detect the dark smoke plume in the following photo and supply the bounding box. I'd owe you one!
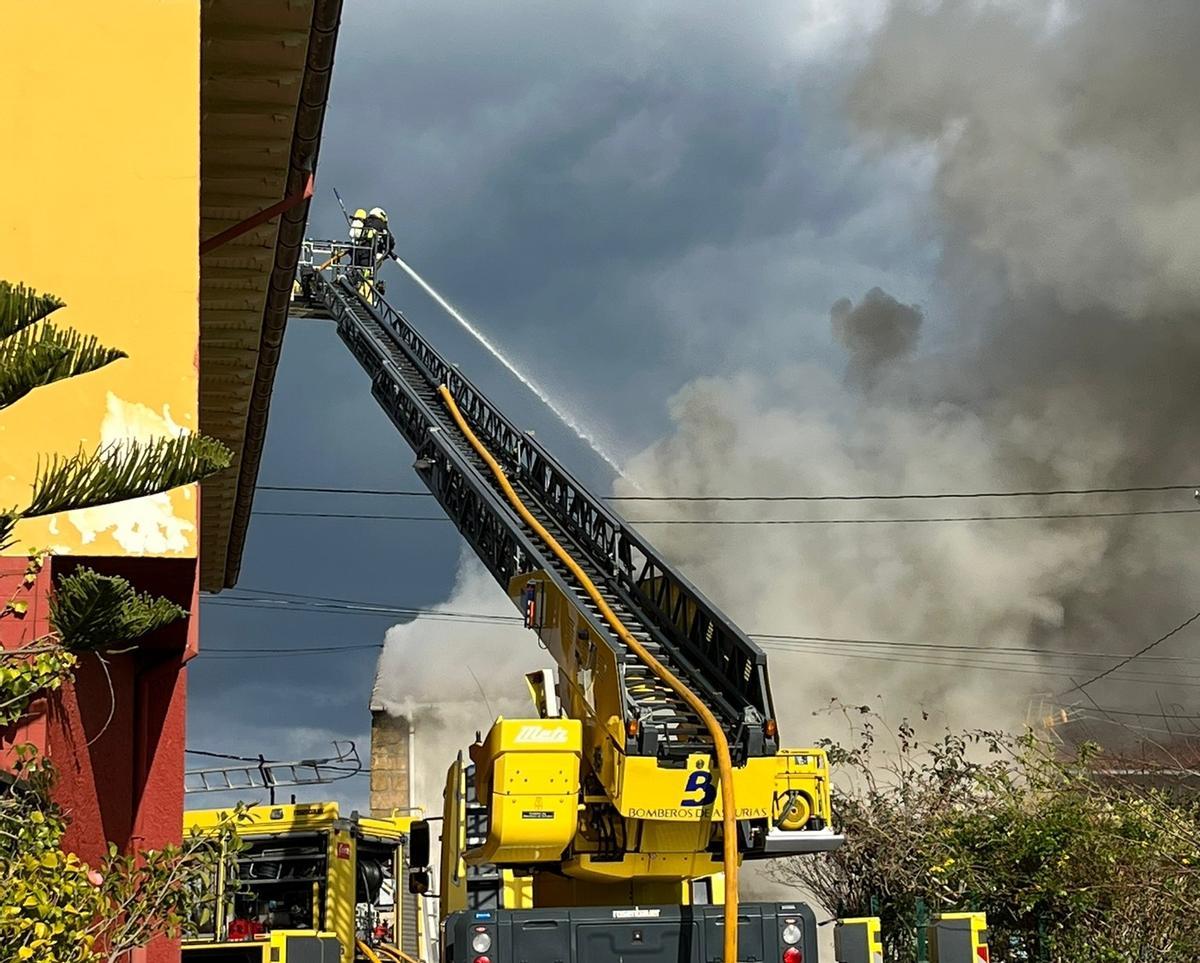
[618,0,1200,737]
[831,286,923,383]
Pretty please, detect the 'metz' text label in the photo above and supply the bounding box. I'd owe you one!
[514,725,569,744]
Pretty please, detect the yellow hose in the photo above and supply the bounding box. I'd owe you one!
[317,247,349,272]
[436,385,741,963]
[358,940,386,963]
[378,945,420,963]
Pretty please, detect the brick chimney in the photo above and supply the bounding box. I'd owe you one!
[369,702,412,816]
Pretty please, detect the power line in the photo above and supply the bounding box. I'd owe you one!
[1084,706,1200,721]
[203,642,383,655]
[210,585,523,623]
[202,600,478,623]
[759,641,1200,686]
[253,511,445,522]
[194,608,1200,684]
[758,639,1200,679]
[757,633,1200,664]
[193,635,1200,685]
[186,748,281,763]
[207,590,1200,665]
[754,642,1191,685]
[248,507,1200,525]
[628,508,1200,525]
[194,634,1200,686]
[612,484,1199,502]
[203,596,1128,658]
[1061,608,1200,695]
[204,597,517,621]
[1066,712,1200,738]
[206,599,506,621]
[197,634,1199,673]
[257,482,1199,503]
[203,588,1200,687]
[258,485,431,497]
[197,652,377,661]
[203,599,523,628]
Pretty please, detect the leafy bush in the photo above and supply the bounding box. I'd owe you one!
[772,707,1200,962]
[0,749,243,963]
[0,279,235,961]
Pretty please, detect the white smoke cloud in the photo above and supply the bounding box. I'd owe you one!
[372,555,538,810]
[614,365,1126,741]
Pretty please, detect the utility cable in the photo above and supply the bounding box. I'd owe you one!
[755,632,1200,663]
[1059,608,1200,695]
[194,639,1200,685]
[186,748,281,763]
[208,585,523,623]
[253,511,445,522]
[248,507,1200,525]
[1085,706,1200,721]
[203,597,522,627]
[192,631,1200,686]
[627,508,1200,524]
[757,643,1200,687]
[197,651,379,661]
[200,593,1200,665]
[436,382,741,963]
[209,585,522,622]
[611,483,1200,502]
[191,636,1200,685]
[202,642,383,654]
[259,485,431,497]
[256,482,1200,503]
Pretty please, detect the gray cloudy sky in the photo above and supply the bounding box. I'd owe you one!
[188,0,930,810]
[189,0,1200,814]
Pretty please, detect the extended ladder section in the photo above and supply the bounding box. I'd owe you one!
[399,851,423,960]
[296,259,777,763]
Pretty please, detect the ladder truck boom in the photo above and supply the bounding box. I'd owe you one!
[304,265,771,761]
[293,244,841,963]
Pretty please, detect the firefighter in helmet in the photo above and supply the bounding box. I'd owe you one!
[364,206,396,263]
[349,208,370,267]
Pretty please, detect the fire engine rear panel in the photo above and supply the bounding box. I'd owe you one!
[444,903,817,963]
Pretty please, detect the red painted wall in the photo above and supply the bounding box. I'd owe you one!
[0,554,196,963]
[0,558,54,767]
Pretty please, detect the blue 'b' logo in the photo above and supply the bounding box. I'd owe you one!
[680,769,717,807]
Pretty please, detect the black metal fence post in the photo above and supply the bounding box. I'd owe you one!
[915,898,929,963]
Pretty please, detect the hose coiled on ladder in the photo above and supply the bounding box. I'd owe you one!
[436,384,741,963]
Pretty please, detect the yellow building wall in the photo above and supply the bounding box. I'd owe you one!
[0,2,200,558]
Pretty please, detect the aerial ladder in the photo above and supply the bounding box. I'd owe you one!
[292,238,842,963]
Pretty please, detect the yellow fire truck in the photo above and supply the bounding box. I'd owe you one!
[182,802,427,963]
[289,246,842,963]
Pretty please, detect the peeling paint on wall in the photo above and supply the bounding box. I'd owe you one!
[64,393,196,555]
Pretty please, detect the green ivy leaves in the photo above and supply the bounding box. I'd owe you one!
[0,651,78,727]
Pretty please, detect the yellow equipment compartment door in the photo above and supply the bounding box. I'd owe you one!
[468,718,582,864]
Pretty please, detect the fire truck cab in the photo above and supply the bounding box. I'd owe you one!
[183,802,428,963]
